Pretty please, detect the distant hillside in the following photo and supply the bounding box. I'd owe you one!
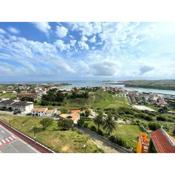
[124,80,175,90]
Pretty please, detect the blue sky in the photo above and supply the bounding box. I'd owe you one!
[0,22,175,82]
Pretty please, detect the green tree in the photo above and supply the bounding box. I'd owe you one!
[103,114,116,135]
[84,109,91,118]
[94,111,104,132]
[173,128,175,136]
[40,118,53,130]
[148,122,161,131]
[77,117,85,127]
[58,118,73,130]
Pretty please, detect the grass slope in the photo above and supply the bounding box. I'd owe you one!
[62,90,128,109]
[0,114,103,153]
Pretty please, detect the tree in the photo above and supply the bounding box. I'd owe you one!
[158,106,168,113]
[57,118,73,130]
[77,117,85,127]
[94,111,104,132]
[173,128,175,136]
[84,109,91,118]
[148,122,161,131]
[40,118,53,130]
[103,114,116,135]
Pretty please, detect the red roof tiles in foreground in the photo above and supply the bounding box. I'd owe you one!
[151,128,175,153]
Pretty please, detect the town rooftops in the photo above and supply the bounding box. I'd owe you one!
[32,107,48,113]
[151,128,175,153]
[0,99,14,106]
[60,109,80,123]
[11,101,33,107]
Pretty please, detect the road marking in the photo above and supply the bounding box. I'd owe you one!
[9,137,14,141]
[12,135,16,139]
[1,139,6,144]
[5,138,10,142]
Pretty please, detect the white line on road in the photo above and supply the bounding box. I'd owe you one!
[1,139,6,144]
[5,138,10,142]
[9,137,14,141]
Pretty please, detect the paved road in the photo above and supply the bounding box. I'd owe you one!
[0,125,38,153]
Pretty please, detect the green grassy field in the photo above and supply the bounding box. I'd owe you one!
[112,125,141,150]
[0,115,103,153]
[0,92,17,99]
[84,119,141,150]
[62,90,128,109]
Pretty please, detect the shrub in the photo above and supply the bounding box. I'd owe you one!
[90,125,97,132]
[40,118,53,130]
[109,136,128,148]
[77,118,85,127]
[97,129,104,136]
[83,123,88,128]
[57,118,73,130]
[148,122,161,131]
[157,116,167,121]
[173,128,175,136]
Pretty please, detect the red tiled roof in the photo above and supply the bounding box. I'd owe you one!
[151,128,175,153]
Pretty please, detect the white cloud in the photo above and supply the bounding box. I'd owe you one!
[56,26,68,38]
[70,40,76,47]
[78,41,89,50]
[1,22,175,80]
[91,60,119,76]
[54,40,70,51]
[8,27,20,34]
[70,22,103,36]
[0,34,76,78]
[0,28,6,34]
[81,35,88,42]
[33,22,51,35]
[89,35,96,43]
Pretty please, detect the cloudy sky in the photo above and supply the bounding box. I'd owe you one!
[0,22,175,82]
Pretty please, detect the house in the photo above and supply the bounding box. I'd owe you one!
[32,107,48,117]
[156,97,167,107]
[10,101,34,114]
[46,109,58,117]
[17,92,37,102]
[149,128,175,153]
[60,109,80,124]
[0,99,15,110]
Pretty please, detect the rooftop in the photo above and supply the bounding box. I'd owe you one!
[151,128,175,153]
[32,107,48,113]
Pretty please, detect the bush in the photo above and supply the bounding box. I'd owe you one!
[156,115,167,121]
[109,136,128,148]
[40,118,53,130]
[97,129,104,136]
[173,128,175,136]
[77,118,85,127]
[90,125,97,132]
[109,135,116,142]
[148,122,161,131]
[83,123,88,128]
[57,118,73,130]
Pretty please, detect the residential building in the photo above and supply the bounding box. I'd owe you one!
[10,101,34,114]
[60,109,80,124]
[0,99,15,110]
[32,107,48,117]
[149,128,175,153]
